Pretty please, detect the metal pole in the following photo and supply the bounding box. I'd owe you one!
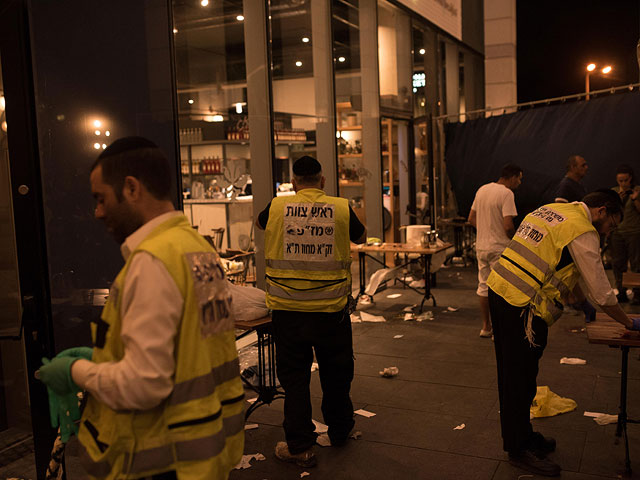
[585,72,590,101]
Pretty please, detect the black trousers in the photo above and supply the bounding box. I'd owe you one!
[489,289,548,454]
[271,308,355,454]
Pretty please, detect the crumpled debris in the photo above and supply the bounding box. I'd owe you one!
[393,335,404,339]
[409,279,425,288]
[379,366,399,378]
[234,453,266,469]
[447,306,458,312]
[350,430,362,440]
[354,408,376,417]
[311,362,319,372]
[316,433,331,447]
[415,311,434,322]
[313,419,328,433]
[560,357,587,365]
[301,472,310,478]
[350,313,362,323]
[584,411,618,425]
[404,313,415,321]
[246,397,258,404]
[387,293,402,298]
[453,423,465,430]
[244,423,259,430]
[403,304,417,312]
[360,311,386,323]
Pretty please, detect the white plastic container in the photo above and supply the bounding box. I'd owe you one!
[405,225,431,246]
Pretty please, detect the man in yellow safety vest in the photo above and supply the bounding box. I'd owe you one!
[39,137,244,480]
[487,189,640,477]
[256,156,366,467]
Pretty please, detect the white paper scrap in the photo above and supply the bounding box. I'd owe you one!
[301,472,310,478]
[453,423,465,430]
[234,453,266,469]
[415,311,434,322]
[355,408,376,418]
[379,366,399,377]
[583,411,603,417]
[311,362,319,372]
[316,433,331,447]
[350,313,362,323]
[594,414,618,425]
[360,311,386,323]
[387,293,402,298]
[393,335,404,339]
[246,397,258,404]
[244,423,259,430]
[403,304,417,312]
[447,306,459,312]
[560,357,587,365]
[313,419,328,433]
[403,313,414,321]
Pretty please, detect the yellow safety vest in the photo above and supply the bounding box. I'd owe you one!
[487,203,596,326]
[264,188,351,312]
[77,215,244,480]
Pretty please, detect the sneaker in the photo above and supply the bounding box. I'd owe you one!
[479,329,493,338]
[617,290,629,303]
[531,431,556,455]
[508,449,561,477]
[274,442,317,468]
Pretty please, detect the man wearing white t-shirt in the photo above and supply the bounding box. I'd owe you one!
[468,164,523,337]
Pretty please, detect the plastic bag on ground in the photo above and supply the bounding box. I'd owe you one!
[530,386,577,418]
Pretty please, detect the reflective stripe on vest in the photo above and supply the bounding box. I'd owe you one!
[548,275,571,298]
[266,282,350,300]
[492,262,537,298]
[266,258,350,271]
[169,358,241,406]
[127,411,245,474]
[506,241,551,278]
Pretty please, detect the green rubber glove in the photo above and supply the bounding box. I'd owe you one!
[56,346,93,361]
[45,386,81,442]
[39,356,80,396]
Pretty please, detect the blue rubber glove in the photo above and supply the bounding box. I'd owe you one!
[573,299,596,323]
[56,346,93,361]
[630,318,640,331]
[39,356,80,396]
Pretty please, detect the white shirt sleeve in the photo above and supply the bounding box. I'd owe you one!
[567,231,617,306]
[502,190,518,217]
[72,252,183,410]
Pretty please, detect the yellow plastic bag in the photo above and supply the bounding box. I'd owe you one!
[530,386,577,418]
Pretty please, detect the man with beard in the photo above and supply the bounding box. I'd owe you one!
[487,190,640,477]
[39,137,244,480]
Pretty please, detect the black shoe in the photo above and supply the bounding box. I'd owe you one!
[508,449,561,477]
[531,431,556,455]
[617,291,629,303]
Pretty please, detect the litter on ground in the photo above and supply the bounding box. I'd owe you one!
[560,357,587,365]
[453,423,465,430]
[316,434,331,447]
[301,472,310,478]
[379,366,399,377]
[387,293,402,298]
[584,411,618,425]
[350,313,362,323]
[447,306,458,312]
[404,313,414,321]
[312,419,328,433]
[350,431,362,440]
[234,453,266,469]
[403,304,417,312]
[360,311,386,323]
[394,335,404,339]
[355,408,376,418]
[244,424,259,430]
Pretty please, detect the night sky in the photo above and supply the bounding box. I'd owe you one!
[517,0,640,103]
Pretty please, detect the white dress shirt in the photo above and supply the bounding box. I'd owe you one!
[567,203,617,306]
[72,211,184,411]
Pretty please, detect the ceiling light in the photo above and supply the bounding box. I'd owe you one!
[302,37,310,43]
[235,103,243,114]
[200,0,208,6]
[173,28,178,34]
[419,48,425,55]
[295,61,302,67]
[188,99,194,104]
[105,131,110,136]
[338,56,346,62]
[236,15,244,21]
[95,130,101,136]
[93,120,102,128]
[93,143,101,150]
[102,144,107,149]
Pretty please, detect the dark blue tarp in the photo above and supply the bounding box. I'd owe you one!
[445,91,640,221]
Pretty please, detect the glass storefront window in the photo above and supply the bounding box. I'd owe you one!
[173,1,254,252]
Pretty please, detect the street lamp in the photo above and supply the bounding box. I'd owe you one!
[585,63,612,100]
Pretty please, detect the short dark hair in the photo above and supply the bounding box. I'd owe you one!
[567,155,583,172]
[582,189,624,218]
[616,164,635,184]
[500,163,522,179]
[90,137,172,201]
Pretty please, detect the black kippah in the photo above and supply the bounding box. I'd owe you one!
[293,155,321,176]
[99,136,159,159]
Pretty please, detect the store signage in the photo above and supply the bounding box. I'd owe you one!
[398,0,462,41]
[413,72,426,89]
